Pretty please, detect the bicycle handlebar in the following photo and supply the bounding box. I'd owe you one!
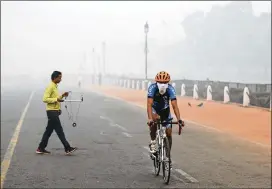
[146,118,180,125]
[147,117,184,135]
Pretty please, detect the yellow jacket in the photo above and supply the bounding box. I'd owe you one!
[43,81,63,111]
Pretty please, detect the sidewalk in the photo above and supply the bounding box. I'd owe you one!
[89,85,271,147]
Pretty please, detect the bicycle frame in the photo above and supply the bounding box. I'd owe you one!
[149,117,179,184]
[157,121,165,162]
[155,118,178,161]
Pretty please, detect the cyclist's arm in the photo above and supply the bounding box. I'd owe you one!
[147,84,156,120]
[147,98,153,120]
[171,99,181,121]
[169,85,181,120]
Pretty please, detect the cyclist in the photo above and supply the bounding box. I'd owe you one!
[147,71,185,167]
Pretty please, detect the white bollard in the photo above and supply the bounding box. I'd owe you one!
[148,81,152,89]
[132,80,135,89]
[123,80,127,88]
[181,84,186,96]
[127,80,131,88]
[136,80,140,90]
[224,86,230,103]
[243,87,250,107]
[207,85,212,101]
[193,84,199,99]
[119,79,122,87]
[142,81,146,90]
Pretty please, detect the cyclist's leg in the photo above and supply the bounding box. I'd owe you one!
[149,107,158,153]
[159,108,172,149]
[150,108,158,140]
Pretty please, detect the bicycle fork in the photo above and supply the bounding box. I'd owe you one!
[160,128,166,162]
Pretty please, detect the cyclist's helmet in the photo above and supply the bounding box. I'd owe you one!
[155,71,171,83]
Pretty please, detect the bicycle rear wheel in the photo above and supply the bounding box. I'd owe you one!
[162,137,171,184]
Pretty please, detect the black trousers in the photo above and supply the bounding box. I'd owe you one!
[38,110,71,151]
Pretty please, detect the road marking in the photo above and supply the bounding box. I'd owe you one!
[1,91,35,189]
[122,132,132,137]
[142,146,197,183]
[172,174,186,183]
[100,115,113,122]
[143,152,150,158]
[175,169,199,183]
[185,120,222,133]
[143,146,150,151]
[94,90,271,148]
[109,122,116,127]
[100,115,128,131]
[115,124,127,131]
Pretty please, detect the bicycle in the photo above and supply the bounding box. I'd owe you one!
[147,117,181,185]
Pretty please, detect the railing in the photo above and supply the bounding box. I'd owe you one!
[96,75,271,110]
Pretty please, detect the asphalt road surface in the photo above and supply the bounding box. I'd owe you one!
[1,87,271,188]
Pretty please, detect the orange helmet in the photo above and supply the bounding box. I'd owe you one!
[155,71,171,83]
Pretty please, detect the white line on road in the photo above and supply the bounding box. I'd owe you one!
[100,116,113,122]
[186,120,222,133]
[100,116,128,131]
[115,124,127,131]
[142,146,198,183]
[172,175,186,183]
[175,169,199,183]
[143,152,187,183]
[143,152,150,158]
[109,122,116,127]
[1,91,35,189]
[143,146,150,151]
[122,132,132,137]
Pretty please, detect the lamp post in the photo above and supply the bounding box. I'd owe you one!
[92,48,96,84]
[144,21,149,80]
[102,41,106,76]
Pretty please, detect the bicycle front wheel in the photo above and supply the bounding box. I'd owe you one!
[162,137,171,184]
[153,137,161,176]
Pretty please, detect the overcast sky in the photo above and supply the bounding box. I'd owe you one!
[1,1,271,82]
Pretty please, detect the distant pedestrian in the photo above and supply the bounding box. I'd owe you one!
[36,71,77,155]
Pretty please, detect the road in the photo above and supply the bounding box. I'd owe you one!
[1,87,271,188]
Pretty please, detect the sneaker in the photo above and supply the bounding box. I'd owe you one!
[149,140,156,154]
[65,147,77,155]
[36,148,51,154]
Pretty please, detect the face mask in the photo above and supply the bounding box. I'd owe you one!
[157,83,168,95]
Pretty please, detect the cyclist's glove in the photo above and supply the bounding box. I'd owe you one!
[178,119,185,127]
[147,120,154,127]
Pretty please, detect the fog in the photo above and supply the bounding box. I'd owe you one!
[1,1,271,90]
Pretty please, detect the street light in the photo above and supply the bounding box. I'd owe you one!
[144,21,149,33]
[144,21,149,80]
